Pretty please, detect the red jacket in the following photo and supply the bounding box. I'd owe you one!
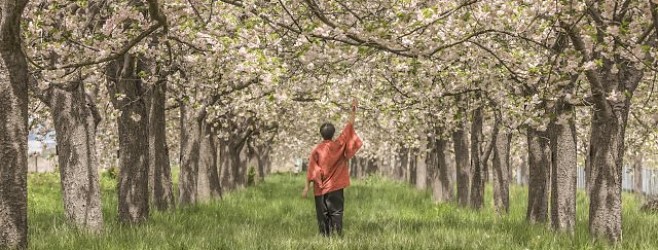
[306,123,363,196]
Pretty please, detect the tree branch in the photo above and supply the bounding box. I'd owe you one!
[167,35,210,52]
[333,0,364,24]
[560,21,604,92]
[185,0,207,26]
[426,29,496,57]
[480,116,499,164]
[399,0,480,39]
[146,0,169,30]
[469,41,525,83]
[650,0,658,44]
[197,76,260,119]
[28,23,163,70]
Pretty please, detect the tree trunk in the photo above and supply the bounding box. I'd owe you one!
[219,143,235,191]
[492,124,510,214]
[441,137,455,202]
[359,158,368,179]
[148,80,174,210]
[585,63,642,242]
[0,2,30,244]
[526,127,551,223]
[221,137,249,191]
[396,147,408,181]
[178,102,199,205]
[178,105,221,204]
[550,102,577,232]
[519,157,528,185]
[430,136,453,202]
[386,153,395,177]
[366,158,378,175]
[469,106,485,210]
[416,149,428,190]
[453,122,471,207]
[587,106,627,242]
[483,155,490,184]
[507,147,513,186]
[353,158,361,179]
[196,123,221,201]
[49,83,103,231]
[255,145,270,182]
[632,152,643,195]
[585,144,593,195]
[408,149,417,185]
[262,145,272,175]
[245,144,259,185]
[426,146,439,200]
[236,142,249,187]
[349,156,358,178]
[106,54,150,223]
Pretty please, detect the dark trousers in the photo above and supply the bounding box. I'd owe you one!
[314,189,344,236]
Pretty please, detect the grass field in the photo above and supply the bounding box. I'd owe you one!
[27,172,658,249]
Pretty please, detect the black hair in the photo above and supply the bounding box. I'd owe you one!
[320,123,335,140]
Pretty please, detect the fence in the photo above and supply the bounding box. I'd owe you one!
[27,152,58,173]
[517,166,658,196]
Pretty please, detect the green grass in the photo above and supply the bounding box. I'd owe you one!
[27,172,658,249]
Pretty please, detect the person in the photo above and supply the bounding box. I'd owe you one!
[302,99,362,237]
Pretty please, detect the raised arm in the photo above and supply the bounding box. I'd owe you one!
[336,98,363,159]
[337,98,358,143]
[348,98,357,125]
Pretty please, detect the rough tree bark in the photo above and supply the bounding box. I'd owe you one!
[106,54,150,223]
[441,142,455,202]
[562,18,646,242]
[586,78,640,241]
[587,106,627,242]
[0,0,29,244]
[483,155,490,184]
[219,143,234,190]
[426,145,438,199]
[27,3,107,232]
[429,135,453,202]
[255,145,271,182]
[453,119,471,207]
[396,146,408,181]
[197,123,221,201]
[359,158,368,179]
[245,143,259,185]
[526,127,551,223]
[148,78,174,210]
[260,145,272,176]
[408,149,417,185]
[469,106,485,210]
[350,157,357,177]
[366,158,378,175]
[585,144,593,195]
[352,158,361,179]
[492,122,510,214]
[550,100,577,232]
[235,141,250,187]
[178,102,199,205]
[220,128,252,191]
[47,81,104,232]
[415,148,428,190]
[178,104,221,205]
